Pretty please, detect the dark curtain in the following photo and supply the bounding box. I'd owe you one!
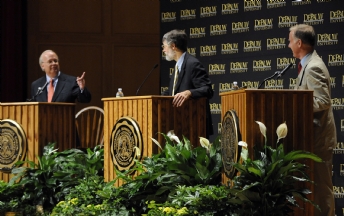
[0,0,27,102]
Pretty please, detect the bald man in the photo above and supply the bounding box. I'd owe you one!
[31,50,91,103]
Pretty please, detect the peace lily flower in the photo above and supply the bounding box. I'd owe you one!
[199,137,211,151]
[256,121,268,154]
[255,121,266,138]
[150,137,162,150]
[238,141,248,161]
[134,146,141,157]
[167,130,181,143]
[276,122,288,143]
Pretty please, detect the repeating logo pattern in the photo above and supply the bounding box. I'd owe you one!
[160,1,344,213]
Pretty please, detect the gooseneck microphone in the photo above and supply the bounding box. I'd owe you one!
[27,81,49,102]
[136,64,159,96]
[257,63,293,89]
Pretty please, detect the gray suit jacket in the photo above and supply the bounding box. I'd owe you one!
[295,50,336,158]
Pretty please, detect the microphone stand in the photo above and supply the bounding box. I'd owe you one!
[136,64,159,96]
[257,71,280,89]
[27,82,49,102]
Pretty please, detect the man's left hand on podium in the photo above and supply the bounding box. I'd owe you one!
[172,90,192,107]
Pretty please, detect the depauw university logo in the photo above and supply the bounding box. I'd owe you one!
[317,33,339,46]
[230,62,248,73]
[304,13,324,25]
[241,80,260,89]
[277,57,296,70]
[222,43,238,54]
[232,21,249,33]
[190,27,206,38]
[180,9,196,20]
[331,98,344,110]
[222,3,239,15]
[161,11,176,22]
[330,10,344,23]
[244,40,261,52]
[200,45,216,57]
[292,0,311,5]
[289,78,298,89]
[254,18,273,31]
[208,63,225,75]
[200,6,217,18]
[187,47,196,57]
[278,16,298,28]
[210,24,227,36]
[267,38,286,50]
[264,79,284,89]
[244,0,262,12]
[210,103,221,114]
[330,77,336,88]
[328,53,344,66]
[253,59,272,72]
[267,0,286,9]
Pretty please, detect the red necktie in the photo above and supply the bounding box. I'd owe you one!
[48,79,54,102]
[297,62,302,74]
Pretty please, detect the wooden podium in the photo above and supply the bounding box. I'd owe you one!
[220,89,314,215]
[0,102,76,182]
[102,96,207,184]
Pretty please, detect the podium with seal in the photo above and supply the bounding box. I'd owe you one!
[220,89,314,215]
[102,96,207,186]
[0,102,75,182]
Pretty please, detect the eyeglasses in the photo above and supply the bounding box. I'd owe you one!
[161,44,170,49]
[43,59,59,64]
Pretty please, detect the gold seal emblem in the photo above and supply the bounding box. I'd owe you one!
[0,119,27,173]
[110,117,143,172]
[221,110,242,179]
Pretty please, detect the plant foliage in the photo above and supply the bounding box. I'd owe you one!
[229,122,322,216]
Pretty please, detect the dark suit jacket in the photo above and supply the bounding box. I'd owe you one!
[162,53,214,137]
[31,72,91,103]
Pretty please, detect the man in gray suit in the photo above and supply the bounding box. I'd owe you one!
[289,24,336,216]
[31,50,91,103]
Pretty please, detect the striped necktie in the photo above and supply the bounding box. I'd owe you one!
[172,65,179,96]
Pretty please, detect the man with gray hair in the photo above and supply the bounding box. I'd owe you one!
[31,50,91,103]
[288,24,336,216]
[161,29,213,138]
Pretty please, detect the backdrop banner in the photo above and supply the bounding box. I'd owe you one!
[160,0,344,214]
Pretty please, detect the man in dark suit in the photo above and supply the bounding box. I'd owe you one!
[161,29,214,138]
[31,50,91,103]
[289,24,336,216]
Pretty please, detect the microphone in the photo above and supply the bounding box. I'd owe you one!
[27,81,49,101]
[276,63,293,78]
[257,63,294,89]
[136,63,159,96]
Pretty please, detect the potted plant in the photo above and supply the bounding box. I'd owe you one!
[229,121,322,215]
[9,142,105,214]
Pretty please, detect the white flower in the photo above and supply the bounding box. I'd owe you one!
[167,130,181,143]
[276,122,288,143]
[150,137,162,150]
[199,137,211,151]
[255,121,267,138]
[239,141,248,161]
[133,146,141,157]
[238,141,248,148]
